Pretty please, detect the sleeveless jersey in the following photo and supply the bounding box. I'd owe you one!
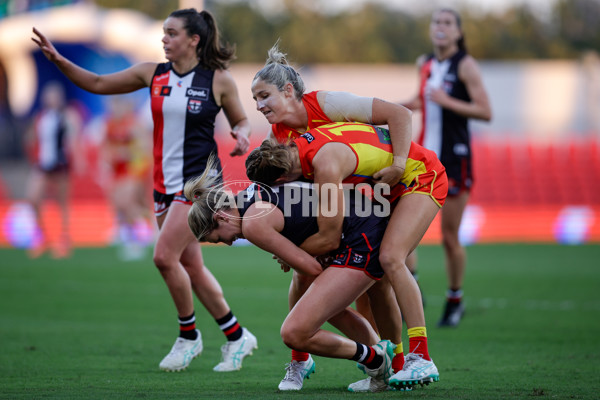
[294,122,442,191]
[237,182,319,245]
[271,91,332,143]
[417,51,471,168]
[34,109,68,172]
[150,62,222,194]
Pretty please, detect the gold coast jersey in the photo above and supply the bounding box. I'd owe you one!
[294,122,448,206]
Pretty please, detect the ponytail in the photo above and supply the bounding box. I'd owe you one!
[168,8,235,70]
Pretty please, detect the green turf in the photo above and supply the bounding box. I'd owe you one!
[1,244,599,399]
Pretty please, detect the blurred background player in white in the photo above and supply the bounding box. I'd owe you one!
[32,8,256,372]
[25,81,82,259]
[400,8,492,327]
[99,95,153,261]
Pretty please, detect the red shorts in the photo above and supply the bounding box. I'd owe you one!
[346,158,448,210]
[390,166,448,208]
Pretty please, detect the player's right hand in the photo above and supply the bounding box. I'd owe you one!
[31,27,61,63]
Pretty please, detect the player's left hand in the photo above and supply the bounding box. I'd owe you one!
[427,88,449,106]
[229,130,250,156]
[272,254,291,273]
[373,163,404,186]
[316,255,332,270]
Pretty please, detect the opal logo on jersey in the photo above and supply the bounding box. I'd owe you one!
[186,87,209,100]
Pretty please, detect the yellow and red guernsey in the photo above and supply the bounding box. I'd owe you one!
[294,122,447,206]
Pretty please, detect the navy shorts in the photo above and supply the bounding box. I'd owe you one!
[153,190,191,217]
[444,157,473,196]
[329,214,388,280]
[37,161,69,174]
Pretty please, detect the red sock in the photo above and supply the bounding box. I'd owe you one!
[392,353,405,372]
[407,327,431,361]
[292,350,309,362]
[392,342,404,372]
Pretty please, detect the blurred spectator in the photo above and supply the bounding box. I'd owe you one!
[25,81,83,258]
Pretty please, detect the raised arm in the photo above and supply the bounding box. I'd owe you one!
[32,27,154,94]
[242,202,323,276]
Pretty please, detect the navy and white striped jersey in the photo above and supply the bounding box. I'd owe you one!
[150,62,222,195]
[418,50,471,167]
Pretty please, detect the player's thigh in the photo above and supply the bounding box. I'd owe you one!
[381,194,441,260]
[155,202,197,261]
[54,171,70,205]
[26,169,47,203]
[285,268,373,333]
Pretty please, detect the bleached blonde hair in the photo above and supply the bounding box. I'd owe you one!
[252,40,305,101]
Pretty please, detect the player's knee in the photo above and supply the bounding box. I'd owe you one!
[378,249,406,273]
[442,233,460,251]
[152,246,173,271]
[280,321,307,350]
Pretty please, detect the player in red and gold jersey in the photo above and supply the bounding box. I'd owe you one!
[293,122,446,207]
[247,121,447,390]
[251,43,413,392]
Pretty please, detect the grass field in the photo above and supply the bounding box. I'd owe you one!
[1,243,599,399]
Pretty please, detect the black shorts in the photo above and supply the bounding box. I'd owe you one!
[37,162,69,174]
[329,214,388,280]
[443,156,473,196]
[153,190,191,217]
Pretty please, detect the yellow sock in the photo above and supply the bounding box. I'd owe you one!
[394,342,404,355]
[392,342,405,372]
[407,326,427,338]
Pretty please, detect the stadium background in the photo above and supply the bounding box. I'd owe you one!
[0,0,599,248]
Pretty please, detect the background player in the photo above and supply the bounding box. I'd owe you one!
[400,8,492,327]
